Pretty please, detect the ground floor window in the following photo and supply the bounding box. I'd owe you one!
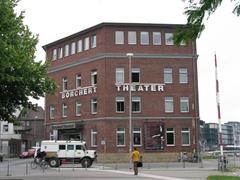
[166,128,175,146]
[133,127,141,146]
[181,127,190,146]
[91,128,97,147]
[116,127,125,146]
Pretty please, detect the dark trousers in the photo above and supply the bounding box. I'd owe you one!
[133,161,138,175]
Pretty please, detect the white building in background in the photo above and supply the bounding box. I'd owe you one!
[0,121,21,156]
[225,121,240,146]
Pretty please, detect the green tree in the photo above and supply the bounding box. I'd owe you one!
[174,0,240,44]
[0,0,56,123]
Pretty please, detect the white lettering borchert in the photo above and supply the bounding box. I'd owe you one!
[61,86,97,99]
[115,83,165,92]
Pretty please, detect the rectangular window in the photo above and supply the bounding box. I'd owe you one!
[91,98,97,114]
[52,49,57,60]
[67,145,74,150]
[76,101,82,116]
[165,97,174,112]
[59,145,66,150]
[128,31,136,44]
[62,77,68,91]
[71,42,76,55]
[153,32,161,45]
[77,40,82,52]
[165,33,174,45]
[166,128,175,146]
[116,128,125,146]
[164,68,173,84]
[180,97,189,112]
[91,35,96,48]
[58,47,63,59]
[116,67,124,84]
[3,124,8,133]
[91,70,97,85]
[140,32,149,45]
[116,96,124,112]
[132,96,141,113]
[91,129,97,147]
[133,127,141,146]
[179,68,188,83]
[62,103,68,117]
[132,68,140,83]
[50,105,55,119]
[76,74,81,88]
[115,31,124,44]
[84,37,89,50]
[181,128,190,146]
[64,44,69,57]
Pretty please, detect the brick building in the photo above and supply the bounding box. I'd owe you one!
[43,22,200,160]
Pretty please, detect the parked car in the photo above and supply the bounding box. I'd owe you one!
[19,148,36,158]
[0,152,3,162]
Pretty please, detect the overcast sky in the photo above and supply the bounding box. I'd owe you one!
[16,0,240,123]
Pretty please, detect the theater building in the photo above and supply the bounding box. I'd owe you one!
[43,22,200,160]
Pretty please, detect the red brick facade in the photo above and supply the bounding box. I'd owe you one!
[43,23,200,155]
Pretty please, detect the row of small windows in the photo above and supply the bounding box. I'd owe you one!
[49,96,190,119]
[115,31,186,46]
[90,127,190,147]
[62,67,188,91]
[52,35,97,61]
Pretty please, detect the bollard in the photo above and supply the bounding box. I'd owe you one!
[25,162,28,175]
[84,160,88,171]
[115,163,118,170]
[72,159,75,171]
[7,160,11,176]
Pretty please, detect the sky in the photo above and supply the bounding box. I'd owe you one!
[16,0,240,123]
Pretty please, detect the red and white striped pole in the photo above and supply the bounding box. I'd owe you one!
[214,53,223,157]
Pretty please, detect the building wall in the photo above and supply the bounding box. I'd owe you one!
[44,23,200,157]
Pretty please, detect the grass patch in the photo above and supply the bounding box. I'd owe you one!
[203,155,218,160]
[208,176,240,180]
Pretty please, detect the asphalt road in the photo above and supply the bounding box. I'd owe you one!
[0,158,239,180]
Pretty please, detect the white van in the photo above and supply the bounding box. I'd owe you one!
[40,140,97,167]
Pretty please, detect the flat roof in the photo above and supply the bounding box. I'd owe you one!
[42,22,185,51]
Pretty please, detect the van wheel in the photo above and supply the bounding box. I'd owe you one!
[49,158,59,167]
[81,157,92,168]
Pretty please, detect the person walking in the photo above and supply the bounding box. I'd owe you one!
[131,147,140,175]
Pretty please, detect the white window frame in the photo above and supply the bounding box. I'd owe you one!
[91,129,97,147]
[91,98,97,114]
[165,33,174,45]
[179,68,188,84]
[115,31,124,44]
[91,35,97,48]
[64,44,69,57]
[62,77,68,91]
[77,40,82,52]
[166,128,175,146]
[58,47,63,59]
[128,31,136,45]
[153,32,161,45]
[52,49,57,60]
[132,68,140,83]
[132,96,141,113]
[3,124,9,133]
[116,127,125,146]
[165,96,174,113]
[50,105,55,119]
[140,31,149,45]
[91,70,97,85]
[84,37,89,51]
[116,96,125,113]
[181,128,190,146]
[75,101,82,116]
[164,68,173,84]
[180,97,189,112]
[133,127,142,146]
[62,103,68,117]
[71,42,76,55]
[75,74,81,88]
[116,67,124,84]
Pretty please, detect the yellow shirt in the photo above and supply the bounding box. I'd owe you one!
[132,150,140,162]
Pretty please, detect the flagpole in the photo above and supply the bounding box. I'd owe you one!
[214,53,223,163]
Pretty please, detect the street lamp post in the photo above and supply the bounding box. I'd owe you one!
[126,53,134,154]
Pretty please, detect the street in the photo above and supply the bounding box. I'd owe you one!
[0,158,239,180]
